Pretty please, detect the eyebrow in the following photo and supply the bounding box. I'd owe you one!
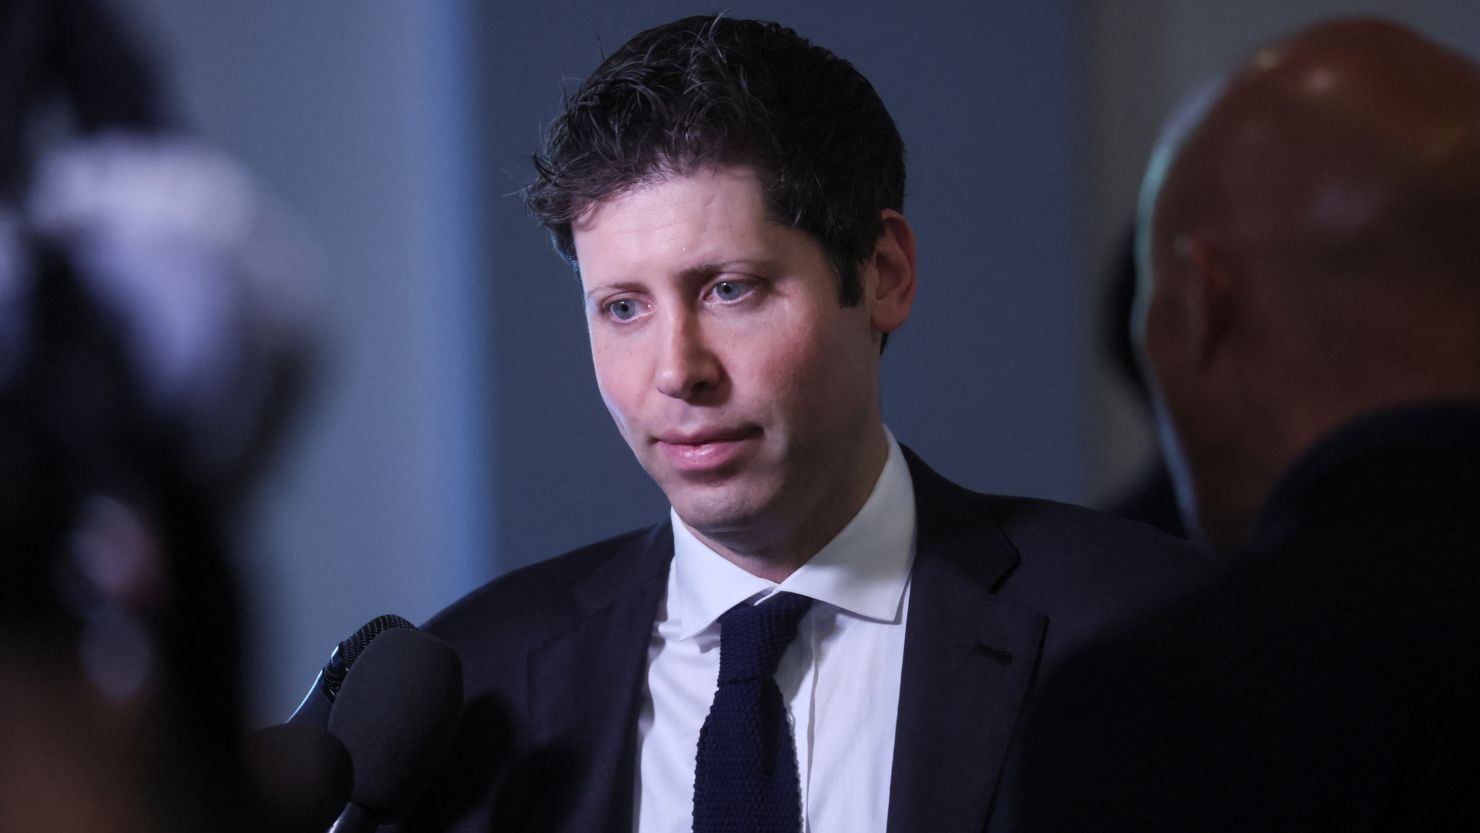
[581,259,778,304]
[678,259,775,283]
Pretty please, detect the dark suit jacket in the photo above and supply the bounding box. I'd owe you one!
[399,449,1211,833]
[1015,403,1480,831]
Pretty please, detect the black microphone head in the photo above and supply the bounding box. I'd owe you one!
[323,613,415,702]
[327,626,463,823]
[288,613,418,726]
[247,722,352,833]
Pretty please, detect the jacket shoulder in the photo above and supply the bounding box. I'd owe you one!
[905,445,1210,588]
[993,494,1208,578]
[987,494,1218,649]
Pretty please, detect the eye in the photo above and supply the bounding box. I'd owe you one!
[709,279,754,303]
[604,298,644,322]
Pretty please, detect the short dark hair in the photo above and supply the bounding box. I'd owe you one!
[527,15,906,306]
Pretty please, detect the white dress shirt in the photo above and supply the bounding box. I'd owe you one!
[634,433,916,833]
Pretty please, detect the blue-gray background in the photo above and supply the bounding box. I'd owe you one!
[113,0,1480,719]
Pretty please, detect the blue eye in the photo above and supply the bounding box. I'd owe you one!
[606,299,640,321]
[711,280,751,302]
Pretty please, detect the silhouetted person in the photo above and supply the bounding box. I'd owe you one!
[1017,18,1480,831]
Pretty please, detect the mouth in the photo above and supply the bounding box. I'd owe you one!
[654,426,761,474]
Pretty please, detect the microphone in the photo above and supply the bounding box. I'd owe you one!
[326,626,463,832]
[246,722,353,833]
[289,613,415,725]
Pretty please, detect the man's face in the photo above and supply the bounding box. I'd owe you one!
[572,166,887,552]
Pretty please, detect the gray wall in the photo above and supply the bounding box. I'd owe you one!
[117,0,496,719]
[110,1,1480,719]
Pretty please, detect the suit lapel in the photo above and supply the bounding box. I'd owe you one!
[525,523,672,833]
[887,451,1047,833]
[515,452,1045,832]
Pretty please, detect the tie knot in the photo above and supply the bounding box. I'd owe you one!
[715,592,813,684]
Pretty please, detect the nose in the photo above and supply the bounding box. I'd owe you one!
[654,310,722,400]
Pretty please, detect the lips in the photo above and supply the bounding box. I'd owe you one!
[654,426,761,474]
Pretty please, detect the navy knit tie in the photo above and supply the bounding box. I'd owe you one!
[693,592,813,833]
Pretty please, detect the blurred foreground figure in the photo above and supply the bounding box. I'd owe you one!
[0,0,319,830]
[1018,18,1480,831]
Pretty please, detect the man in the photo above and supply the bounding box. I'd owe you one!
[1017,18,1480,831]
[402,16,1208,833]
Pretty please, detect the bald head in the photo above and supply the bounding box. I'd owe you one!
[1137,18,1480,545]
[1149,19,1480,286]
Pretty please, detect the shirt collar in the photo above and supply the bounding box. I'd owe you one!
[669,430,916,640]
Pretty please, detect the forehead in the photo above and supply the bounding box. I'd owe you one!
[572,166,791,284]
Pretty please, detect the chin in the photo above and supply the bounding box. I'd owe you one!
[667,482,777,537]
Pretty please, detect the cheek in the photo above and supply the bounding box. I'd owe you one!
[737,312,829,383]
[1141,292,1208,458]
[1142,292,1181,385]
[590,338,640,430]
[742,311,872,417]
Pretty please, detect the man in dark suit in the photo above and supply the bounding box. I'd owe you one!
[400,16,1209,833]
[1017,18,1480,831]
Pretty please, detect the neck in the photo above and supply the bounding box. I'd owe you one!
[689,535,812,584]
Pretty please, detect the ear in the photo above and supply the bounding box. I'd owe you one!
[869,209,917,333]
[1178,233,1234,368]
